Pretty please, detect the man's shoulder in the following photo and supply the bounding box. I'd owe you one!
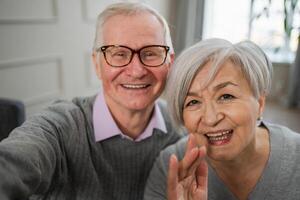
[28,95,96,125]
[71,95,97,108]
[155,98,186,138]
[156,98,167,111]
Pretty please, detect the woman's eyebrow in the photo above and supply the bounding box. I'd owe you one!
[186,81,238,97]
[213,81,238,91]
[186,91,200,97]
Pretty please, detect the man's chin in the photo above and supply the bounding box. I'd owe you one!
[124,101,154,111]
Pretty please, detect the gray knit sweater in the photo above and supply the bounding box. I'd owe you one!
[0,95,182,200]
[144,122,300,200]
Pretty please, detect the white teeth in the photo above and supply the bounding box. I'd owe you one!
[122,84,148,89]
[209,135,229,141]
[204,130,232,143]
[206,130,231,137]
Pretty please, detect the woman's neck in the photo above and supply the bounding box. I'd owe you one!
[209,127,270,200]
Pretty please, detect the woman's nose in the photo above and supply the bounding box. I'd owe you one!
[201,103,223,126]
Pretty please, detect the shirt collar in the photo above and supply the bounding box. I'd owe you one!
[93,91,167,142]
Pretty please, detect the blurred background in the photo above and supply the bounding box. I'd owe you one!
[0,0,299,131]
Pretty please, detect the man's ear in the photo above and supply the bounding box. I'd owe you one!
[92,51,102,80]
[170,53,175,65]
[167,53,175,70]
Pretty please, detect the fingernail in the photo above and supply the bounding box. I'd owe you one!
[191,147,198,154]
[170,154,177,161]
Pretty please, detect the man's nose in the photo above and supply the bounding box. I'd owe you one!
[125,54,147,78]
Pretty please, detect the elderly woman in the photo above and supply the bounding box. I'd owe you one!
[144,38,300,200]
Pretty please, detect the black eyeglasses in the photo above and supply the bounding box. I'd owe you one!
[97,45,170,67]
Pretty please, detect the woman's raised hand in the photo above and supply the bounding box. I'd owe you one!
[167,134,208,200]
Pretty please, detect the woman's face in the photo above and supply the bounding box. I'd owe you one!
[182,60,265,162]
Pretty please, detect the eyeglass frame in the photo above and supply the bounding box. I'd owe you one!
[96,44,170,67]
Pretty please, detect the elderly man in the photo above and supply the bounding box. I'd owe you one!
[0,2,182,200]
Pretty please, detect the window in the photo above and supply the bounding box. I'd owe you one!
[203,0,251,42]
[203,0,300,63]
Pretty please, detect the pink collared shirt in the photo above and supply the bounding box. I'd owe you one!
[93,91,167,142]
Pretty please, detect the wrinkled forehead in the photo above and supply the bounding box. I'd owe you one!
[195,58,245,90]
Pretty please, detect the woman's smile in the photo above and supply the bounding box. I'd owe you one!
[205,129,233,145]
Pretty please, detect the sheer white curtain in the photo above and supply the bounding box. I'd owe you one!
[287,36,300,107]
[202,0,250,42]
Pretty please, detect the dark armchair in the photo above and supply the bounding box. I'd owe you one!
[0,98,25,141]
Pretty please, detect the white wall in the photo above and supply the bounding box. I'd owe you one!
[0,0,173,116]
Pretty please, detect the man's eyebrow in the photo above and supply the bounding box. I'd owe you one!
[213,81,238,91]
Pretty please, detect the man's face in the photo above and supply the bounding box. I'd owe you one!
[93,13,173,113]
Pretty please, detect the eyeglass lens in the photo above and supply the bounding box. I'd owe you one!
[104,46,168,67]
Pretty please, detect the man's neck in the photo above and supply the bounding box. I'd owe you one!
[108,103,155,140]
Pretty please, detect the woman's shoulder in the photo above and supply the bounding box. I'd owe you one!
[266,122,300,141]
[265,122,300,158]
[262,122,300,197]
[158,136,189,163]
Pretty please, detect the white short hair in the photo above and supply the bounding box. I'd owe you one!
[166,38,273,130]
[93,2,173,53]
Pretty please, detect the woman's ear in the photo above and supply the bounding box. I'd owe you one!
[258,94,266,117]
[92,51,102,80]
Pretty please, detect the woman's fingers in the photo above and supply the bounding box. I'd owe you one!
[167,150,208,200]
[186,134,198,153]
[167,154,179,200]
[196,146,208,188]
[178,148,199,179]
[178,134,200,179]
[167,136,208,200]
[179,134,207,181]
[195,146,208,199]
[186,147,208,200]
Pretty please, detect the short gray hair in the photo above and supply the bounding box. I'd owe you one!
[93,2,173,53]
[166,38,273,130]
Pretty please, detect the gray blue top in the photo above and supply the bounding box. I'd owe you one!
[144,122,300,200]
[0,95,182,200]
